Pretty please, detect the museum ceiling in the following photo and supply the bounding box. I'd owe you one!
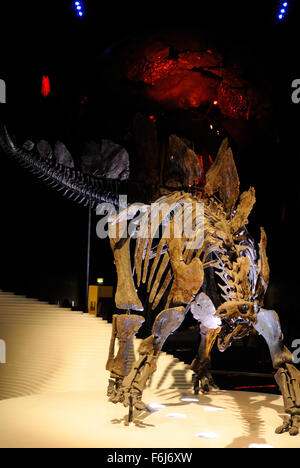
[0,2,292,192]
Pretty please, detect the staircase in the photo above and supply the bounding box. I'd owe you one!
[0,291,193,400]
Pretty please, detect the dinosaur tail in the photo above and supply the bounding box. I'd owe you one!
[0,125,132,209]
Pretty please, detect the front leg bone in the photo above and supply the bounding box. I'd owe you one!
[254,308,300,436]
[190,324,220,394]
[275,364,300,436]
[190,294,221,394]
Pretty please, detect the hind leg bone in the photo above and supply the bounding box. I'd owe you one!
[106,314,145,399]
[109,307,186,410]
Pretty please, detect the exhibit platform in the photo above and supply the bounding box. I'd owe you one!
[0,291,298,448]
[0,388,297,448]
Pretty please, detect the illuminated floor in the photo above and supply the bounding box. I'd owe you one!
[0,388,298,448]
[0,291,298,448]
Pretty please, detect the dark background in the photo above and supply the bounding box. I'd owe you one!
[0,0,300,386]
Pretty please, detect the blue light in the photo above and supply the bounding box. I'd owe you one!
[276,0,289,22]
[73,1,84,17]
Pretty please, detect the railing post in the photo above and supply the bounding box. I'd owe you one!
[85,201,92,313]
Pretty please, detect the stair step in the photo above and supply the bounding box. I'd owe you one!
[0,290,192,399]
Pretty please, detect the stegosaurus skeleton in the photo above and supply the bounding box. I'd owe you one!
[106,143,300,436]
[0,128,299,435]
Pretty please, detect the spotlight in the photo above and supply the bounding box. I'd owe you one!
[283,2,288,6]
[166,413,187,419]
[203,406,223,412]
[147,403,166,411]
[181,398,199,402]
[196,432,220,439]
[248,444,274,449]
[278,14,283,19]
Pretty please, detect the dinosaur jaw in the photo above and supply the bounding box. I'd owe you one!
[216,300,257,322]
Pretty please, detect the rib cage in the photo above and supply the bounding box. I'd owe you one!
[121,190,260,311]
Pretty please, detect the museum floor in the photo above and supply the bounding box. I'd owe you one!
[0,388,297,448]
[0,291,298,448]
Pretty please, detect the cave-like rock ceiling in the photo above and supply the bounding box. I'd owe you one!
[93,30,271,146]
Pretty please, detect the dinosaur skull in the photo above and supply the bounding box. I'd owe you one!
[216,300,257,323]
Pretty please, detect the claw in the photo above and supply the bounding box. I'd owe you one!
[131,390,147,411]
[290,415,300,436]
[208,373,219,390]
[199,376,210,394]
[107,379,115,398]
[289,426,299,437]
[108,384,147,412]
[107,377,123,402]
[275,415,300,436]
[274,364,300,436]
[193,374,200,395]
[193,372,218,395]
[275,415,290,434]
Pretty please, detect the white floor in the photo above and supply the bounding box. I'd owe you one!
[0,291,299,448]
[0,388,298,448]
